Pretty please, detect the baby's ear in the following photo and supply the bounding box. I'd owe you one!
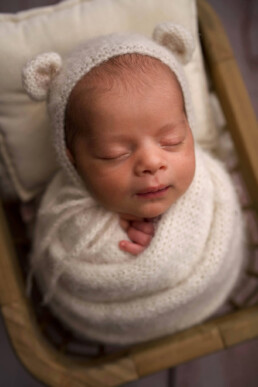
[153,22,195,64]
[22,52,62,101]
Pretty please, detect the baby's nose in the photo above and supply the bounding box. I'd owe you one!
[134,147,167,176]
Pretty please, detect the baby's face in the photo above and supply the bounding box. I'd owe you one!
[68,68,195,219]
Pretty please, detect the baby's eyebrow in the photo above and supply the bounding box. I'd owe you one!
[87,131,130,146]
[158,120,186,134]
[86,119,187,146]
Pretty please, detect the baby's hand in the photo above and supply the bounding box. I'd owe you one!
[119,216,155,255]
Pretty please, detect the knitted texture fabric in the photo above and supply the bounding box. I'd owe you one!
[30,146,245,344]
[22,52,62,101]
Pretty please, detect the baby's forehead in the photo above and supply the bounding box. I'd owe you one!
[65,53,186,150]
[72,53,182,97]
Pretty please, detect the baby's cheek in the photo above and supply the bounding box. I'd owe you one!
[87,174,128,206]
[171,150,194,192]
[181,153,195,191]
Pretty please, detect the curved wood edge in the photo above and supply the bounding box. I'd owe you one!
[197,0,258,212]
[1,302,138,387]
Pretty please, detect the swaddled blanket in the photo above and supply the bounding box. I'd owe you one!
[30,146,245,344]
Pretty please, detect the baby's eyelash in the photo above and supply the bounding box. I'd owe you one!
[98,152,130,161]
[160,140,184,148]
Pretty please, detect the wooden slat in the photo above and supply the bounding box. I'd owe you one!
[0,203,26,305]
[218,306,258,347]
[197,0,258,212]
[130,305,258,378]
[131,322,224,377]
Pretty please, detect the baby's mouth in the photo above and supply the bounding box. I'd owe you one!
[136,185,170,199]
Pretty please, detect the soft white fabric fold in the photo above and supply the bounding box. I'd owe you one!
[31,146,245,344]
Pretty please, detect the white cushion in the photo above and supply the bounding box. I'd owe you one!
[0,0,217,201]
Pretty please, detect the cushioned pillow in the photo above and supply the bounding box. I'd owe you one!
[0,0,217,201]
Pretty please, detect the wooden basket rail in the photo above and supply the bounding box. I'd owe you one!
[0,0,258,386]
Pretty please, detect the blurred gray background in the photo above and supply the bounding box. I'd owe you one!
[0,0,257,386]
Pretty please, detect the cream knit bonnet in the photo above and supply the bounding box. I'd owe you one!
[22,22,196,185]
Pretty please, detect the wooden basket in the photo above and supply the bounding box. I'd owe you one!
[0,1,258,385]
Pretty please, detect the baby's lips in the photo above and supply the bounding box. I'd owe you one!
[137,184,168,195]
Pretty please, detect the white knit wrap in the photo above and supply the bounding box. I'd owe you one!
[31,146,245,344]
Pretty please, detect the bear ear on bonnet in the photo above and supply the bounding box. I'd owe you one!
[153,22,195,65]
[22,23,194,101]
[22,52,62,101]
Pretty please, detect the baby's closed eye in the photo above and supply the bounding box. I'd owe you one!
[159,132,186,149]
[160,137,184,148]
[158,120,187,149]
[93,144,131,161]
[96,151,130,161]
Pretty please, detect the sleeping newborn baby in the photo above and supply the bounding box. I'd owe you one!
[23,23,245,345]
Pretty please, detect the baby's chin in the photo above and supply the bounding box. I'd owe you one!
[127,203,171,220]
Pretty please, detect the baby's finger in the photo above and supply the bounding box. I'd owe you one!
[131,221,155,235]
[127,227,153,246]
[119,240,145,255]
